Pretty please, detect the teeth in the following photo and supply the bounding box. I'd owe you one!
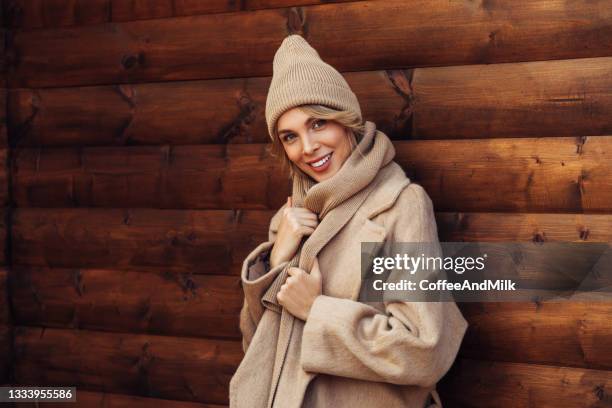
[311,154,331,168]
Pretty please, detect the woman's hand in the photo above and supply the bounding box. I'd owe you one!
[277,258,323,321]
[270,197,318,268]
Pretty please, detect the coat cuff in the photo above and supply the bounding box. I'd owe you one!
[241,241,288,323]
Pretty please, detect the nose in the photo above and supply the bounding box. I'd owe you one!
[302,134,320,155]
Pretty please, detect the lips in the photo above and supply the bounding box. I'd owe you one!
[307,152,333,173]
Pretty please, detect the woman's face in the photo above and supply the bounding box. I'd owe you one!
[277,107,354,182]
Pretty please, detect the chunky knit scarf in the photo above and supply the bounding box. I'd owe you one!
[258,120,396,406]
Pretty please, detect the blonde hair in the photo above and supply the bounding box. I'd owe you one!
[270,104,366,177]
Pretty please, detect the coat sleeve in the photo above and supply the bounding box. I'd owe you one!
[238,205,289,353]
[300,184,468,387]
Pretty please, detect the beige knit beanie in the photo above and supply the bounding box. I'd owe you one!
[265,35,362,141]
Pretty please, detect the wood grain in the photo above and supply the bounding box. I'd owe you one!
[11,137,612,212]
[395,137,612,213]
[13,326,242,405]
[11,208,270,274]
[10,57,612,147]
[10,266,242,338]
[411,57,612,139]
[9,0,612,87]
[438,358,612,407]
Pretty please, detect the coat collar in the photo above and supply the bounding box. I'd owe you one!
[357,161,411,220]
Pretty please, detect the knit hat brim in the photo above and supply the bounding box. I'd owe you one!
[266,80,362,140]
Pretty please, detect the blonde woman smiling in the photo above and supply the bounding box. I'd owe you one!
[230,35,467,408]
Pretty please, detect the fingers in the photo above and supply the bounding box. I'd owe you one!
[291,208,318,219]
[287,267,304,277]
[298,218,318,228]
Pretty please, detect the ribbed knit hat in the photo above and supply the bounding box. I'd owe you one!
[265,35,362,141]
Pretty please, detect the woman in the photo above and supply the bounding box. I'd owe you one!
[229,35,467,408]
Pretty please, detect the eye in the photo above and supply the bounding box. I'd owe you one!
[312,119,326,129]
[282,133,297,143]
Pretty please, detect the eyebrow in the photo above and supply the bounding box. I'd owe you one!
[278,117,316,136]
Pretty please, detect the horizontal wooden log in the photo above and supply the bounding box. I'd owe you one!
[15,390,226,408]
[9,0,612,87]
[10,143,292,210]
[11,137,612,212]
[10,57,612,147]
[12,208,612,272]
[11,267,242,338]
[412,57,612,139]
[5,0,356,29]
[395,137,612,213]
[11,208,270,274]
[459,302,612,370]
[13,326,242,405]
[438,359,612,407]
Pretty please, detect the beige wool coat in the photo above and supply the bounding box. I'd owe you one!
[230,125,468,408]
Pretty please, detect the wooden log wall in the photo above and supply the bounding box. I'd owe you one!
[2,1,612,407]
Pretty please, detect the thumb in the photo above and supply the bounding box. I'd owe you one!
[287,196,293,208]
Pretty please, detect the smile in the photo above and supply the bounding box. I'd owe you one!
[309,153,332,169]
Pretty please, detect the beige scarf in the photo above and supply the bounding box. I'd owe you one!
[260,121,396,406]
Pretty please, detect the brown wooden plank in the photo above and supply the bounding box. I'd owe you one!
[11,207,612,271]
[11,137,612,212]
[438,359,612,408]
[11,266,242,338]
[5,0,357,29]
[459,302,612,370]
[13,326,241,404]
[11,57,612,147]
[412,57,612,139]
[15,390,226,407]
[9,0,612,87]
[11,208,270,273]
[11,143,291,210]
[395,137,612,213]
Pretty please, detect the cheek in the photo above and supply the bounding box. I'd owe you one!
[283,145,302,164]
